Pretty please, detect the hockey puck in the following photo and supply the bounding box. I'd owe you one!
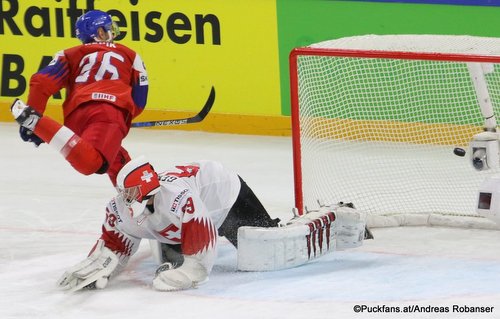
[453,147,466,157]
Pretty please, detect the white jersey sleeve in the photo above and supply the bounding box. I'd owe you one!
[99,199,143,269]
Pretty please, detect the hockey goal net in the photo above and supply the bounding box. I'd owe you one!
[290,34,500,229]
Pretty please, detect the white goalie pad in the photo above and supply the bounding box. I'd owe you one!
[334,205,368,250]
[237,204,367,271]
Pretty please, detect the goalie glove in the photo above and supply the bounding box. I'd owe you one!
[152,256,209,291]
[58,239,119,292]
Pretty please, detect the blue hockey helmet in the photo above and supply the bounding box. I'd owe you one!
[75,10,119,44]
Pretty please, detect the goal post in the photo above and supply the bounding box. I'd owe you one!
[289,34,500,229]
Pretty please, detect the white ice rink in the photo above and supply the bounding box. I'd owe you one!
[1,122,500,319]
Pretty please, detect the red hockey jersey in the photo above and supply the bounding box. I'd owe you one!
[27,41,148,119]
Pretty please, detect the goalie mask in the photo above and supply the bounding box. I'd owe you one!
[116,156,160,207]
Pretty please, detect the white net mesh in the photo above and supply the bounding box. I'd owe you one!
[291,34,500,228]
[310,34,500,56]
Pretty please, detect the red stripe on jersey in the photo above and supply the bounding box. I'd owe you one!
[181,217,216,256]
[100,225,133,257]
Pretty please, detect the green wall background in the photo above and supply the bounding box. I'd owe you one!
[276,0,500,116]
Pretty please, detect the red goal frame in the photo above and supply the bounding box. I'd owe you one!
[289,47,499,215]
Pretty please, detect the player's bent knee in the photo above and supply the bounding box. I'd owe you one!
[65,140,107,175]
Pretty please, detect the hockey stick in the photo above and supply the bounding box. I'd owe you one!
[131,86,215,128]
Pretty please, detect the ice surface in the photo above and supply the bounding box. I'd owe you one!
[1,123,499,319]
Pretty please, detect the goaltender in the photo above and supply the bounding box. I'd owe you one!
[58,157,370,292]
[58,157,280,291]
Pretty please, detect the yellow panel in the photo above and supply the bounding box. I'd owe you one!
[0,1,282,117]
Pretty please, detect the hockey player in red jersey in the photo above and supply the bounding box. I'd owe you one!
[57,157,281,291]
[10,10,148,185]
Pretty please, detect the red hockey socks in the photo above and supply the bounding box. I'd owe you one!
[34,116,105,175]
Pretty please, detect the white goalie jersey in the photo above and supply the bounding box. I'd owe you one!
[59,157,371,292]
[100,160,241,275]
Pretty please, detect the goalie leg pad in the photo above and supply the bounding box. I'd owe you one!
[333,204,368,249]
[237,209,337,271]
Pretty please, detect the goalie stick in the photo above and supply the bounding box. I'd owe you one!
[131,86,215,128]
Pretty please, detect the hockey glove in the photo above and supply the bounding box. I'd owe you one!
[58,240,119,292]
[19,127,44,147]
[152,257,208,291]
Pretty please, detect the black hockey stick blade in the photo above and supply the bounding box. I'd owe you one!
[131,86,215,128]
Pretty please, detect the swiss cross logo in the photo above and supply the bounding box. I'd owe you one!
[141,170,153,183]
[158,224,181,242]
